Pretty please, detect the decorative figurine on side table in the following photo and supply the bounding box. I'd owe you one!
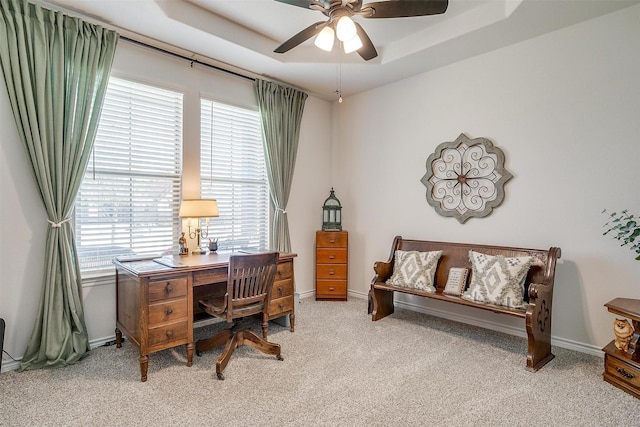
[208,238,218,253]
[613,318,635,352]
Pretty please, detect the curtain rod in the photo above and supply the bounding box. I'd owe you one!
[119,36,256,83]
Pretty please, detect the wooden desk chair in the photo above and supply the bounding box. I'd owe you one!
[195,252,283,380]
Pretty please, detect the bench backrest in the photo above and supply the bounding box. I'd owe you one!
[393,237,558,303]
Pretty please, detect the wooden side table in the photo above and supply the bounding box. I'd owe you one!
[603,298,640,399]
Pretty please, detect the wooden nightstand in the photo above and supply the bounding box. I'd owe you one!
[603,298,640,399]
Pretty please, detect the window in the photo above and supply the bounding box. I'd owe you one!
[200,99,269,251]
[75,77,183,271]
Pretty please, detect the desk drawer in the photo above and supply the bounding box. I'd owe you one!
[316,231,347,248]
[316,280,347,299]
[316,264,347,280]
[272,278,294,299]
[148,320,188,349]
[276,260,293,281]
[316,248,347,264]
[268,295,294,317]
[193,269,227,286]
[148,299,188,325]
[148,277,187,302]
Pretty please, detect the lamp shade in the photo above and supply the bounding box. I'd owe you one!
[314,26,335,51]
[343,35,362,54]
[336,16,357,42]
[179,199,219,218]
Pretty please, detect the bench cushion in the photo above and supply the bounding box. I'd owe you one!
[462,250,534,309]
[386,250,442,292]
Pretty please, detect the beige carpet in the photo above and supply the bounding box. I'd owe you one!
[1,298,639,426]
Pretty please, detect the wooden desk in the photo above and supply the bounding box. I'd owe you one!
[113,252,296,382]
[603,298,640,399]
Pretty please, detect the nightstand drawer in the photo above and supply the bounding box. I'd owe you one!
[148,320,188,349]
[316,280,347,298]
[316,248,347,264]
[605,355,640,388]
[316,231,348,248]
[148,299,188,325]
[148,276,187,302]
[316,264,347,279]
[268,295,294,316]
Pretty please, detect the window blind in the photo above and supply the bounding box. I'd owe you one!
[200,100,269,251]
[75,77,183,271]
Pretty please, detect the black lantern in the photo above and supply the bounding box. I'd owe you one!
[322,188,342,231]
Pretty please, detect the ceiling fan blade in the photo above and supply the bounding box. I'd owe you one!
[354,23,377,61]
[360,0,448,18]
[345,0,363,12]
[274,21,328,53]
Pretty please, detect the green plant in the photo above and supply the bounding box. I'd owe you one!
[603,209,640,260]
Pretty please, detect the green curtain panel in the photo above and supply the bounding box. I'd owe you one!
[255,79,307,252]
[0,0,118,369]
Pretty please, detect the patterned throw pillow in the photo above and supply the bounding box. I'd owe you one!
[462,250,534,308]
[386,250,443,292]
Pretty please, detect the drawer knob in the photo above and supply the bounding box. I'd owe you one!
[279,303,284,309]
[329,270,335,275]
[166,330,174,338]
[329,239,335,244]
[166,283,173,293]
[616,366,635,379]
[166,308,173,315]
[329,255,335,259]
[278,286,284,295]
[329,287,335,291]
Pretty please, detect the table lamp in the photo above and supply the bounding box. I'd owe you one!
[179,199,219,255]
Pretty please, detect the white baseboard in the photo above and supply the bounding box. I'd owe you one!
[348,289,603,358]
[298,289,315,299]
[1,335,121,373]
[1,359,20,373]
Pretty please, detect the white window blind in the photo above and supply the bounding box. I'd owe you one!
[75,77,183,271]
[200,99,269,251]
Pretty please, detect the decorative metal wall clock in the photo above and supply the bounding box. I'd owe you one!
[420,133,512,224]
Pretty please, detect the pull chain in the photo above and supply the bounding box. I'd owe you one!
[336,46,343,103]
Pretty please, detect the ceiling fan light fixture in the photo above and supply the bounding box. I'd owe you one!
[314,26,335,51]
[343,34,363,54]
[336,16,357,42]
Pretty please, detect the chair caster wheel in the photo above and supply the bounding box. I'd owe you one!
[277,354,283,361]
[217,372,225,380]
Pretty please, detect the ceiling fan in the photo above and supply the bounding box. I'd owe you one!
[273,0,449,61]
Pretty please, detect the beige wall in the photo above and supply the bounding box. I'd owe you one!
[334,5,640,353]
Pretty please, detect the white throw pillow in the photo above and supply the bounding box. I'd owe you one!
[462,250,533,308]
[386,250,442,292]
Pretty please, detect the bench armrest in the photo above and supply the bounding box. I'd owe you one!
[372,260,393,284]
[528,282,552,300]
[371,235,401,285]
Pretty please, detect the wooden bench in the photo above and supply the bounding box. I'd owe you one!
[368,236,561,371]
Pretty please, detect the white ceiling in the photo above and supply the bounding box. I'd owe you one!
[40,0,639,100]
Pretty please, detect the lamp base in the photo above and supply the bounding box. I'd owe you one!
[192,247,208,255]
